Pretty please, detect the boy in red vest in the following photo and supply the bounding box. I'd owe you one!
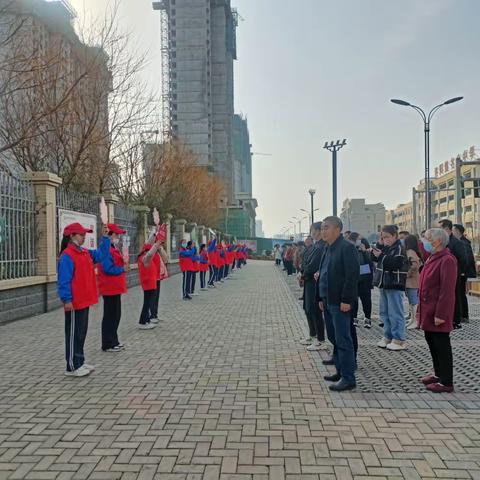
[97,224,128,352]
[179,239,195,299]
[58,223,110,377]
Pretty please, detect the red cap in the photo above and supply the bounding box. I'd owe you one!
[63,223,93,236]
[107,223,126,235]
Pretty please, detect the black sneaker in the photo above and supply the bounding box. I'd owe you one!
[322,358,335,366]
[454,323,462,329]
[324,373,341,382]
[329,379,356,392]
[379,322,384,328]
[353,318,359,327]
[364,319,372,329]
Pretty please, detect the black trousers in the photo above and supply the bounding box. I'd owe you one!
[454,276,464,326]
[232,259,236,270]
[224,264,230,277]
[275,259,281,265]
[102,295,121,350]
[190,271,197,294]
[65,307,89,371]
[304,280,325,341]
[200,271,206,289]
[183,271,192,297]
[424,331,453,386]
[459,275,469,320]
[139,290,156,324]
[150,281,161,319]
[351,282,372,319]
[208,265,216,285]
[285,260,294,276]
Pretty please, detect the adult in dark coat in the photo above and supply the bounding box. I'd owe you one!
[417,228,457,393]
[453,224,477,322]
[439,219,467,329]
[300,225,326,350]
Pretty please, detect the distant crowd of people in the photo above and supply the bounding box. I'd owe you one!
[273,217,477,393]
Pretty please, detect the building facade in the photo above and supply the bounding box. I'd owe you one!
[233,114,252,198]
[153,0,238,203]
[340,198,386,241]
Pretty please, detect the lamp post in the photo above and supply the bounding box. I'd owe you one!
[323,139,347,216]
[301,208,319,226]
[288,220,297,238]
[308,189,316,223]
[390,97,463,229]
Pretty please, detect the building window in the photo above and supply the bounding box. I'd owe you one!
[449,210,454,216]
[448,179,454,187]
[439,183,446,189]
[465,205,472,212]
[448,195,454,201]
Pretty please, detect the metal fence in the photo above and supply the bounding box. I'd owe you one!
[114,203,140,263]
[0,172,37,280]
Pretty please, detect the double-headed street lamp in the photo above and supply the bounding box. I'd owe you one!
[301,208,319,226]
[308,189,316,223]
[390,97,463,229]
[323,140,347,216]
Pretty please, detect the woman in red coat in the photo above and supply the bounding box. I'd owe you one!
[417,228,457,393]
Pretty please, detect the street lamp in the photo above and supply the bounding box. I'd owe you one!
[300,208,319,226]
[308,189,316,223]
[323,139,347,216]
[390,97,463,229]
[288,220,297,238]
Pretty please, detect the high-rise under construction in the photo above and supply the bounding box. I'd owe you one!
[152,0,239,203]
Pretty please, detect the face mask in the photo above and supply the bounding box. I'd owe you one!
[112,238,120,246]
[181,242,187,249]
[422,239,434,253]
[400,239,405,247]
[355,240,361,247]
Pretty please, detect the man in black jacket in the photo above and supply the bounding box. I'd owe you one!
[440,219,467,328]
[317,216,359,392]
[300,224,326,350]
[453,223,477,322]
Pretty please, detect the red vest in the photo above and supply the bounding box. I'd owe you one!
[152,253,161,280]
[179,248,193,272]
[138,251,158,291]
[61,243,98,310]
[97,246,127,296]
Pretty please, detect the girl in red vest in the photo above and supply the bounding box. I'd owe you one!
[179,239,195,299]
[97,224,128,353]
[137,240,162,329]
[149,240,169,323]
[189,241,199,296]
[58,222,110,377]
[199,244,209,290]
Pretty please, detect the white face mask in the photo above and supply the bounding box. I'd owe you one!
[112,237,120,246]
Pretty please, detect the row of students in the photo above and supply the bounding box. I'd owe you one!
[180,239,248,300]
[57,222,248,377]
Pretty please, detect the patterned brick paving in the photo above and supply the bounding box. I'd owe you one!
[0,261,479,479]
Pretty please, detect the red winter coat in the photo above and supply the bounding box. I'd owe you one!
[98,247,127,296]
[61,243,98,310]
[417,248,457,333]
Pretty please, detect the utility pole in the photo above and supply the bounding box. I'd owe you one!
[323,140,347,216]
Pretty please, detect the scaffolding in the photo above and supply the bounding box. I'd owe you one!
[152,1,171,141]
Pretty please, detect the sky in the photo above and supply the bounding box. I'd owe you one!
[68,0,480,237]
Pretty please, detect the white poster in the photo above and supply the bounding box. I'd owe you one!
[58,209,98,250]
[202,235,207,245]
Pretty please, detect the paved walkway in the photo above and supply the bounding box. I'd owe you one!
[0,261,479,479]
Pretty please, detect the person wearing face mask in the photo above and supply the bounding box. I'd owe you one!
[97,224,129,352]
[347,232,373,329]
[404,234,422,330]
[371,225,409,351]
[58,222,111,377]
[179,239,195,299]
[417,228,457,393]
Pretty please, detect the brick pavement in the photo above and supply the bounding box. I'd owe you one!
[0,260,479,479]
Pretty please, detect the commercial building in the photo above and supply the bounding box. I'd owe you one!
[340,198,386,241]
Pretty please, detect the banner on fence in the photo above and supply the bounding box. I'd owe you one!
[237,239,257,253]
[58,209,97,249]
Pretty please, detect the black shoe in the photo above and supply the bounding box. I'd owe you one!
[454,323,462,329]
[329,379,356,392]
[322,358,335,366]
[183,295,192,300]
[324,373,341,382]
[379,322,384,328]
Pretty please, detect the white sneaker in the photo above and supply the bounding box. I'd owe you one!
[65,365,90,377]
[306,341,327,351]
[83,364,96,371]
[299,337,313,346]
[377,338,390,349]
[150,317,160,324]
[407,320,416,330]
[139,323,157,330]
[191,293,199,296]
[387,342,406,351]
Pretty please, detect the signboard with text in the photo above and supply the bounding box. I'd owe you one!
[58,209,97,250]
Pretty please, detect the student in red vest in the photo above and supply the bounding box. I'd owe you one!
[217,243,226,282]
[189,241,200,295]
[97,224,128,352]
[149,238,169,323]
[199,244,209,290]
[207,238,218,287]
[137,239,162,329]
[179,239,195,299]
[58,222,110,377]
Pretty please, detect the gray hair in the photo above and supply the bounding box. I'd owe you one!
[322,216,343,231]
[426,228,449,247]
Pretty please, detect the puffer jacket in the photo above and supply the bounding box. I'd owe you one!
[373,240,408,291]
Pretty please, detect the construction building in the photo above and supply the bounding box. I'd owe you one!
[340,199,386,242]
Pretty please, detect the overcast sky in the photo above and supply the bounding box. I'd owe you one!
[69,0,480,237]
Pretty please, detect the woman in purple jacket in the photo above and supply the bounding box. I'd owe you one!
[417,228,457,393]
